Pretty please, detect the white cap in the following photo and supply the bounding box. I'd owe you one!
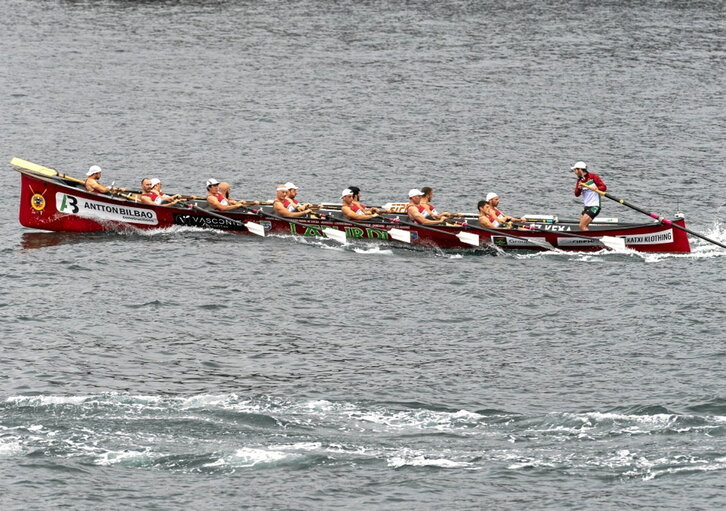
[341,188,353,198]
[485,192,498,202]
[149,178,161,188]
[276,184,288,191]
[408,188,424,198]
[206,178,220,187]
[571,161,587,171]
[284,182,298,190]
[86,165,102,176]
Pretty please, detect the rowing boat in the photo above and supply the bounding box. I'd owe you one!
[12,158,692,253]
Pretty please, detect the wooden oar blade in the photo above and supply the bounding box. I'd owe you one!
[599,235,626,251]
[457,231,480,246]
[244,221,266,237]
[10,157,58,177]
[388,228,411,244]
[322,227,347,244]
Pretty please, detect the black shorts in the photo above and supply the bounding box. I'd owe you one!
[581,206,601,219]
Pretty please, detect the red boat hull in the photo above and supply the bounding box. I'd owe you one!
[17,170,691,253]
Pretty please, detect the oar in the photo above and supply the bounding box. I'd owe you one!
[11,157,86,184]
[383,217,480,247]
[11,157,134,199]
[515,224,626,251]
[459,222,557,251]
[245,207,347,244]
[191,205,266,237]
[580,183,726,250]
[321,214,412,244]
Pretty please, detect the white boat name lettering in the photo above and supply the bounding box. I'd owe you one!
[623,230,673,245]
[83,202,154,219]
[173,214,245,230]
[55,193,158,226]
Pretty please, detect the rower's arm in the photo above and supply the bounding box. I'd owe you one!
[273,200,290,216]
[208,196,243,211]
[478,215,496,229]
[407,206,444,225]
[275,201,313,218]
[342,205,378,221]
[85,178,110,194]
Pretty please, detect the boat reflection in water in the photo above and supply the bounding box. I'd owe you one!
[20,231,109,250]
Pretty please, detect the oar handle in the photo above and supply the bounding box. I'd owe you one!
[578,182,606,196]
[321,213,382,231]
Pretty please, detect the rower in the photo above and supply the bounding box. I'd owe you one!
[219,182,233,200]
[84,165,126,195]
[406,189,447,225]
[283,182,318,213]
[420,186,459,221]
[219,181,259,208]
[571,161,607,230]
[135,177,153,201]
[206,178,246,211]
[272,184,315,218]
[478,192,523,229]
[351,186,385,215]
[341,188,380,221]
[140,178,182,207]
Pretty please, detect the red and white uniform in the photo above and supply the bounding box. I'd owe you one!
[349,203,368,216]
[487,207,504,227]
[213,193,229,206]
[143,192,164,205]
[408,204,432,223]
[283,198,299,212]
[574,172,606,207]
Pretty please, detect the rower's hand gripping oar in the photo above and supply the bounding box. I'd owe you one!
[579,182,726,250]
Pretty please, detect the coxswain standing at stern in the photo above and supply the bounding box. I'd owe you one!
[406,189,447,225]
[571,161,607,230]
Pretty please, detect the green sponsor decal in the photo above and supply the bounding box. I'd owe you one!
[345,227,364,238]
[290,223,323,237]
[366,228,388,240]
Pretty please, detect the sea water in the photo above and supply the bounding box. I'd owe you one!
[1,1,724,509]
